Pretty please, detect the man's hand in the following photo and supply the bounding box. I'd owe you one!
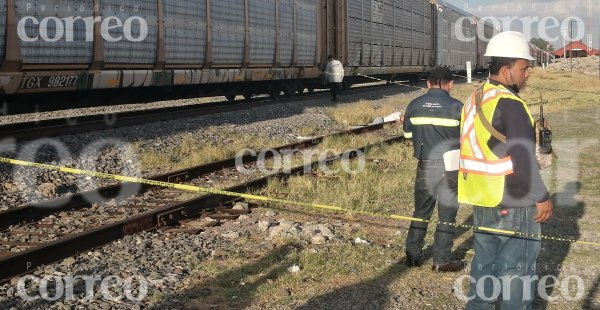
[534,199,553,223]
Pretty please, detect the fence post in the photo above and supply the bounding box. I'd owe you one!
[466,61,472,84]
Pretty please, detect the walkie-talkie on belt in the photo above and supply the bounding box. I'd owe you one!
[538,103,553,155]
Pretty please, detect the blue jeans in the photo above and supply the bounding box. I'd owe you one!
[466,206,541,310]
[405,160,459,264]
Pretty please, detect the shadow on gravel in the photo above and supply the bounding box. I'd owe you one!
[152,242,303,310]
[584,275,600,309]
[535,181,584,309]
[296,215,474,310]
[295,260,410,310]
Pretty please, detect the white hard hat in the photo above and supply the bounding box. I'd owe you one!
[484,31,535,61]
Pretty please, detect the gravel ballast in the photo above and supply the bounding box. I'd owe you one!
[0,86,417,211]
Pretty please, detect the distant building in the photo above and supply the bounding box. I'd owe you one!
[554,41,600,58]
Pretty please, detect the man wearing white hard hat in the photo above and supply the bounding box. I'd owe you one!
[458,31,553,309]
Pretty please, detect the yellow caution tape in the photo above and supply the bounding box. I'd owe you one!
[1,156,599,247]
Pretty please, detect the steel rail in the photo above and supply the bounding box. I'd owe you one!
[0,135,405,283]
[0,122,387,230]
[0,84,396,141]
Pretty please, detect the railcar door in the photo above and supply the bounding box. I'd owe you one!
[322,0,347,65]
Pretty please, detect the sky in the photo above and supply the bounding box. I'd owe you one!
[442,0,599,51]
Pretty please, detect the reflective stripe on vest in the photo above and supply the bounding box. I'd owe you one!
[459,157,514,176]
[459,86,518,176]
[458,83,534,207]
[410,117,460,127]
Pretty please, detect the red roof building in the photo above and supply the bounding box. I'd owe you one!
[554,41,600,58]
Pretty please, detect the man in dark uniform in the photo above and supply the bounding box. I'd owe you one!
[403,66,464,272]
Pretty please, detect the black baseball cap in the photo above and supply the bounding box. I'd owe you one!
[427,66,454,83]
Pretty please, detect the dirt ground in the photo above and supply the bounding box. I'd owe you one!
[156,89,600,308]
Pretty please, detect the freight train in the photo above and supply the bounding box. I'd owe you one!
[0,0,553,107]
[530,44,554,68]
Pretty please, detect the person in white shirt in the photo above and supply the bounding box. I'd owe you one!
[325,55,344,101]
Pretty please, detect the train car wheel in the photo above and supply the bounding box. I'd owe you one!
[225,94,236,102]
[282,83,295,98]
[342,80,351,91]
[408,75,421,83]
[269,84,281,100]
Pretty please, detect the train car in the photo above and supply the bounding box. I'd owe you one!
[530,44,539,66]
[475,18,496,71]
[542,49,554,65]
[0,0,437,103]
[0,0,500,109]
[435,2,477,72]
[338,0,434,84]
[0,0,325,101]
[528,43,553,67]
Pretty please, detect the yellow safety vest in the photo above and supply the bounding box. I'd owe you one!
[458,83,534,207]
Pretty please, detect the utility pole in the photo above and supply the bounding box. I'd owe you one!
[562,27,567,61]
[569,20,585,72]
[571,20,574,72]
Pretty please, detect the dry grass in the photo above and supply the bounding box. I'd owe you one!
[296,125,322,137]
[185,238,405,309]
[327,99,411,127]
[522,68,600,113]
[260,142,415,215]
[315,128,402,151]
[180,70,600,309]
[450,68,600,114]
[330,68,600,130]
[185,104,600,308]
[450,80,484,101]
[183,138,475,308]
[138,131,286,171]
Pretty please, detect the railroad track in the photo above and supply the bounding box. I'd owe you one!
[0,122,405,283]
[0,83,409,141]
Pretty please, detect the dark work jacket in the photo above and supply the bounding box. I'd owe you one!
[403,88,463,160]
[487,79,550,206]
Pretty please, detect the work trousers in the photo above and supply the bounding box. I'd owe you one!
[405,159,459,264]
[329,82,342,101]
[466,205,541,310]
